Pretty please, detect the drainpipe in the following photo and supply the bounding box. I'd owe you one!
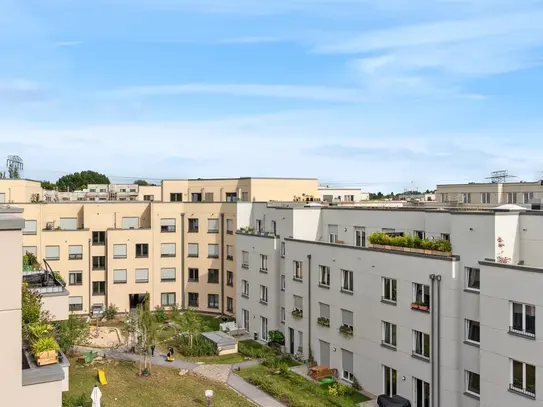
[429,274,436,407]
[181,213,185,309]
[307,254,312,358]
[88,238,92,314]
[436,274,442,407]
[220,213,225,315]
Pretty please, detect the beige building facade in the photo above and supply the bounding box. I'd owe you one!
[2,177,318,316]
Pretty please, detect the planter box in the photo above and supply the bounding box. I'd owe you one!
[35,350,58,366]
[370,244,452,257]
[411,303,420,310]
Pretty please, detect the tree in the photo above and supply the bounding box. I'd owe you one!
[56,170,110,191]
[134,179,149,186]
[124,302,157,376]
[8,166,20,179]
[41,181,57,190]
[175,309,202,348]
[54,314,90,355]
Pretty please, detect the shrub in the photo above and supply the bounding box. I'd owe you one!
[369,232,451,252]
[174,334,216,357]
[268,330,285,344]
[32,336,59,354]
[352,376,362,391]
[53,272,66,286]
[154,306,167,323]
[239,341,276,359]
[104,304,119,321]
[55,314,90,355]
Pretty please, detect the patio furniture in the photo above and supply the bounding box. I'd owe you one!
[308,365,339,381]
[219,321,245,336]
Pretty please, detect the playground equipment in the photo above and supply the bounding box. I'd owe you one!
[98,369,107,385]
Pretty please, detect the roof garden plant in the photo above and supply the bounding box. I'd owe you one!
[369,232,452,253]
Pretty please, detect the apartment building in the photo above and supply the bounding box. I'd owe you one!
[236,202,543,407]
[1,177,318,317]
[1,206,69,407]
[319,186,370,203]
[436,181,543,207]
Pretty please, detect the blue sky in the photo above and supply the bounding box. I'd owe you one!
[1,0,543,191]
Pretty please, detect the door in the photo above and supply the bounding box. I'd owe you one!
[319,340,330,367]
[242,309,250,332]
[289,327,295,354]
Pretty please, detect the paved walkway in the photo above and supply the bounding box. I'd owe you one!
[75,346,284,407]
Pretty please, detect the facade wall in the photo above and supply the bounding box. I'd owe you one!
[21,380,63,407]
[0,179,42,203]
[436,182,543,206]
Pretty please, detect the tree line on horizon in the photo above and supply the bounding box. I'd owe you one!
[40,170,153,192]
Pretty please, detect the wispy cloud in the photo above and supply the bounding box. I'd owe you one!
[218,36,282,44]
[0,79,45,103]
[54,41,83,47]
[106,83,366,102]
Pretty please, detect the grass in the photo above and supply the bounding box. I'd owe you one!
[200,315,222,332]
[182,353,248,364]
[237,365,370,407]
[63,358,253,407]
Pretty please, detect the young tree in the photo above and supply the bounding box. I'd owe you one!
[56,170,110,191]
[54,314,90,356]
[175,309,203,348]
[124,302,157,376]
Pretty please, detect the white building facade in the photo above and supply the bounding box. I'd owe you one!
[236,203,543,407]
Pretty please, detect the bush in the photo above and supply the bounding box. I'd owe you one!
[154,306,167,323]
[103,304,119,321]
[268,330,285,344]
[239,341,276,359]
[32,336,60,354]
[368,232,452,252]
[174,335,216,357]
[53,272,66,286]
[55,314,90,355]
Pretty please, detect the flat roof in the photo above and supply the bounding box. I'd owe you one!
[162,177,318,181]
[437,181,542,187]
[201,331,237,346]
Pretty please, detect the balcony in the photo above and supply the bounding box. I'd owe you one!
[237,228,278,238]
[23,266,69,321]
[22,345,69,395]
[368,232,452,257]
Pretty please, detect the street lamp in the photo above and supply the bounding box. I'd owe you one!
[205,389,214,407]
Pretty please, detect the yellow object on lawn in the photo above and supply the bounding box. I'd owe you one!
[98,368,107,385]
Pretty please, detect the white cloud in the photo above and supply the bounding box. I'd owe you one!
[54,41,83,47]
[218,36,282,44]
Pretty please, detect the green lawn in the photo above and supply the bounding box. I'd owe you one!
[63,358,253,407]
[183,353,248,364]
[200,315,222,332]
[237,365,370,407]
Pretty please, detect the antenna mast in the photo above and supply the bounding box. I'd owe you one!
[485,170,515,184]
[6,155,23,179]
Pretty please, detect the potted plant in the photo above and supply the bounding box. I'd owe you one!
[291,309,303,320]
[411,302,420,310]
[32,336,60,366]
[339,324,353,338]
[317,317,330,327]
[418,302,429,311]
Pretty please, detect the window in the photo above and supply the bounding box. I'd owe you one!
[170,193,182,202]
[511,359,536,397]
[188,293,199,307]
[122,217,139,229]
[23,220,37,235]
[92,256,105,270]
[261,316,268,341]
[204,192,214,202]
[281,275,285,291]
[242,280,250,297]
[441,233,450,241]
[69,271,83,285]
[281,242,286,257]
[281,307,286,323]
[481,192,490,204]
[297,330,303,353]
[113,269,127,284]
[208,218,219,233]
[227,271,233,287]
[413,330,430,359]
[161,267,176,282]
[136,243,149,258]
[242,251,249,268]
[355,227,366,247]
[341,269,354,293]
[383,366,397,397]
[319,265,330,287]
[69,296,83,311]
[382,321,397,348]
[293,261,303,280]
[135,268,149,283]
[271,220,277,235]
[161,243,176,258]
[256,219,262,232]
[260,255,268,272]
[524,192,534,204]
[465,267,480,291]
[319,302,330,325]
[92,231,105,245]
[226,219,233,234]
[208,244,219,258]
[414,230,425,239]
[208,294,219,309]
[413,377,430,407]
[441,193,449,203]
[227,297,233,312]
[188,243,199,257]
[465,320,480,344]
[188,218,199,232]
[242,191,249,201]
[227,245,234,261]
[328,224,338,243]
[382,277,397,303]
[208,269,219,284]
[465,371,480,397]
[341,349,354,382]
[510,302,536,338]
[507,192,517,204]
[226,192,237,202]
[294,295,303,311]
[412,283,430,310]
[92,281,106,295]
[463,193,471,203]
[143,195,154,201]
[344,195,354,202]
[60,218,78,230]
[113,244,127,259]
[23,246,37,256]
[191,192,202,202]
[161,292,176,306]
[260,285,268,304]
[342,309,353,331]
[160,218,176,233]
[0,192,4,203]
[188,268,199,282]
[45,245,60,260]
[68,245,83,260]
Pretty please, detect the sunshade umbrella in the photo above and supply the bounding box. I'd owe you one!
[91,385,102,407]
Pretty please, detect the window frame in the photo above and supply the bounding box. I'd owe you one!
[226,219,234,234]
[135,243,149,258]
[170,193,182,202]
[383,365,397,397]
[293,260,303,281]
[92,281,106,296]
[382,321,397,348]
[260,254,268,272]
[207,269,219,284]
[260,285,268,304]
[160,243,176,258]
[188,218,199,233]
[465,267,480,292]
[113,244,127,259]
[412,283,430,310]
[160,218,176,233]
[226,271,234,287]
[161,292,176,306]
[92,256,105,270]
[187,243,199,258]
[319,265,330,287]
[160,267,176,282]
[69,271,83,286]
[341,269,354,293]
[207,294,219,309]
[188,268,199,282]
[135,268,149,283]
[45,245,60,261]
[465,370,480,397]
[510,359,536,398]
[227,297,234,312]
[412,330,430,359]
[113,269,128,284]
[207,218,219,233]
[68,245,83,260]
[69,296,83,311]
[241,251,249,268]
[92,231,106,245]
[382,277,397,303]
[510,302,536,338]
[188,292,199,307]
[207,243,219,259]
[465,319,480,345]
[242,280,250,297]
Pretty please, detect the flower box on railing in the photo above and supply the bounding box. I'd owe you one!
[339,324,353,338]
[317,317,330,327]
[411,302,430,312]
[369,244,452,257]
[292,309,303,320]
[35,350,59,366]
